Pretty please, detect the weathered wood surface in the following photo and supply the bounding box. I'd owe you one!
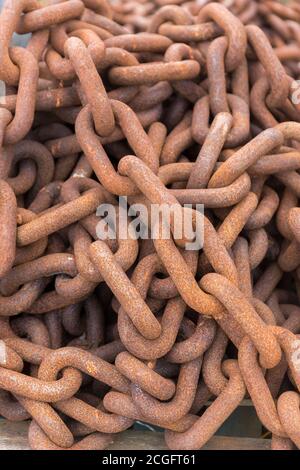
[0,420,270,450]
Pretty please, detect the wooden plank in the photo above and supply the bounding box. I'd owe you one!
[0,420,271,450]
[107,431,271,451]
[0,421,29,450]
[202,435,270,451]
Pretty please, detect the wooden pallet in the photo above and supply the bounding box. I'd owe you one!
[0,420,271,450]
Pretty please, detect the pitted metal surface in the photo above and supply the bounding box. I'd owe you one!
[0,0,300,451]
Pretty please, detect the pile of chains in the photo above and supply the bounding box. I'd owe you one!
[1,0,300,451]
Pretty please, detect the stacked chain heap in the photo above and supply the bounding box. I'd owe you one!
[1,0,300,450]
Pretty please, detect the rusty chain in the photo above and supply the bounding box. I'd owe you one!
[0,0,300,451]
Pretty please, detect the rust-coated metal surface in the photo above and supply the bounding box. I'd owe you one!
[0,0,299,452]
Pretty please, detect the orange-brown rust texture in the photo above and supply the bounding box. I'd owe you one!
[0,0,300,451]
